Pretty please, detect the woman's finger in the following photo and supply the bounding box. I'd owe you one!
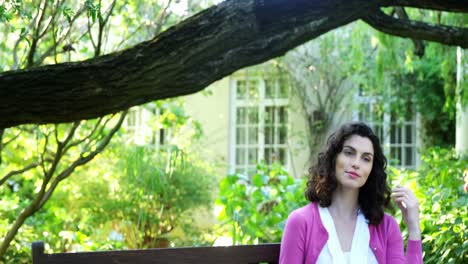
[393,198,407,209]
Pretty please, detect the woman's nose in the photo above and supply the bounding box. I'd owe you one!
[351,157,360,169]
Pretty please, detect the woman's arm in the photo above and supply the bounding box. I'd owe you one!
[391,186,421,240]
[279,211,306,264]
[386,216,423,263]
[388,186,423,263]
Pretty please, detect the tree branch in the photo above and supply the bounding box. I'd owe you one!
[37,111,126,209]
[40,122,79,187]
[0,0,376,128]
[154,0,174,36]
[382,0,468,13]
[394,7,425,57]
[0,0,467,128]
[363,9,468,48]
[26,0,49,68]
[95,0,117,57]
[0,163,40,186]
[63,118,103,153]
[35,5,87,66]
[37,0,61,39]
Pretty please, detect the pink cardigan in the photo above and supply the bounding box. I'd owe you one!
[280,203,423,264]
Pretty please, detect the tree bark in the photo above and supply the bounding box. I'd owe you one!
[0,0,467,128]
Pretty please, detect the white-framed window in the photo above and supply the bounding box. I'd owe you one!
[354,92,418,169]
[125,107,171,149]
[229,77,289,175]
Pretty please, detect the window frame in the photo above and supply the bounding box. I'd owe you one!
[229,76,290,175]
[125,106,171,150]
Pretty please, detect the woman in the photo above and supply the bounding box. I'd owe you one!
[280,122,422,263]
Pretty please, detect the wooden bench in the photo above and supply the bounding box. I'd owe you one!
[32,241,280,264]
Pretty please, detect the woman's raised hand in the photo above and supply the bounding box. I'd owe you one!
[391,186,421,240]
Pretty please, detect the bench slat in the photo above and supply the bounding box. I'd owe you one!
[32,241,280,264]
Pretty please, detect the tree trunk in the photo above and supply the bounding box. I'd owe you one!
[0,0,467,128]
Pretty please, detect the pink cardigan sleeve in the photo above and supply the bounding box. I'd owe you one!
[279,210,306,264]
[386,216,423,264]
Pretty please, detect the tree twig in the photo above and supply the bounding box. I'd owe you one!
[26,0,50,67]
[0,163,40,186]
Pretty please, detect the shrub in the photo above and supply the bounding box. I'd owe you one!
[389,147,467,263]
[216,164,307,244]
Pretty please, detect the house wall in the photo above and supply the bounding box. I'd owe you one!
[183,78,232,177]
[286,86,318,177]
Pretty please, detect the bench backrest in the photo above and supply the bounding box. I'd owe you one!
[32,241,280,264]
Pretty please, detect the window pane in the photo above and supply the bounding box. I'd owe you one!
[397,126,402,144]
[405,125,413,144]
[265,106,274,125]
[373,124,384,142]
[279,83,288,98]
[279,126,287,144]
[236,127,246,144]
[279,148,286,164]
[247,80,259,100]
[265,80,275,99]
[279,107,288,123]
[264,148,271,165]
[405,147,414,167]
[248,107,258,123]
[390,125,396,143]
[237,107,247,125]
[390,147,401,166]
[248,148,258,165]
[248,127,258,144]
[358,103,369,121]
[265,126,273,145]
[237,80,247,99]
[236,148,246,165]
[390,124,402,144]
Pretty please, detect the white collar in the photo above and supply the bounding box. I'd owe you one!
[318,206,370,264]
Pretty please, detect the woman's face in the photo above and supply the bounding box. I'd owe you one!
[334,134,374,189]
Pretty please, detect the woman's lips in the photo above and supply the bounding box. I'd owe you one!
[346,171,360,179]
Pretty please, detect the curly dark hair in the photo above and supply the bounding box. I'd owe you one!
[305,121,393,225]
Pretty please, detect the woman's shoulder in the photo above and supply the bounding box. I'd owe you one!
[375,212,401,233]
[383,213,399,225]
[287,203,317,223]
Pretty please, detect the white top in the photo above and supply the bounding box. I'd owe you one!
[316,206,378,264]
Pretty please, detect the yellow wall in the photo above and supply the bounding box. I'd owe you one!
[183,77,232,177]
